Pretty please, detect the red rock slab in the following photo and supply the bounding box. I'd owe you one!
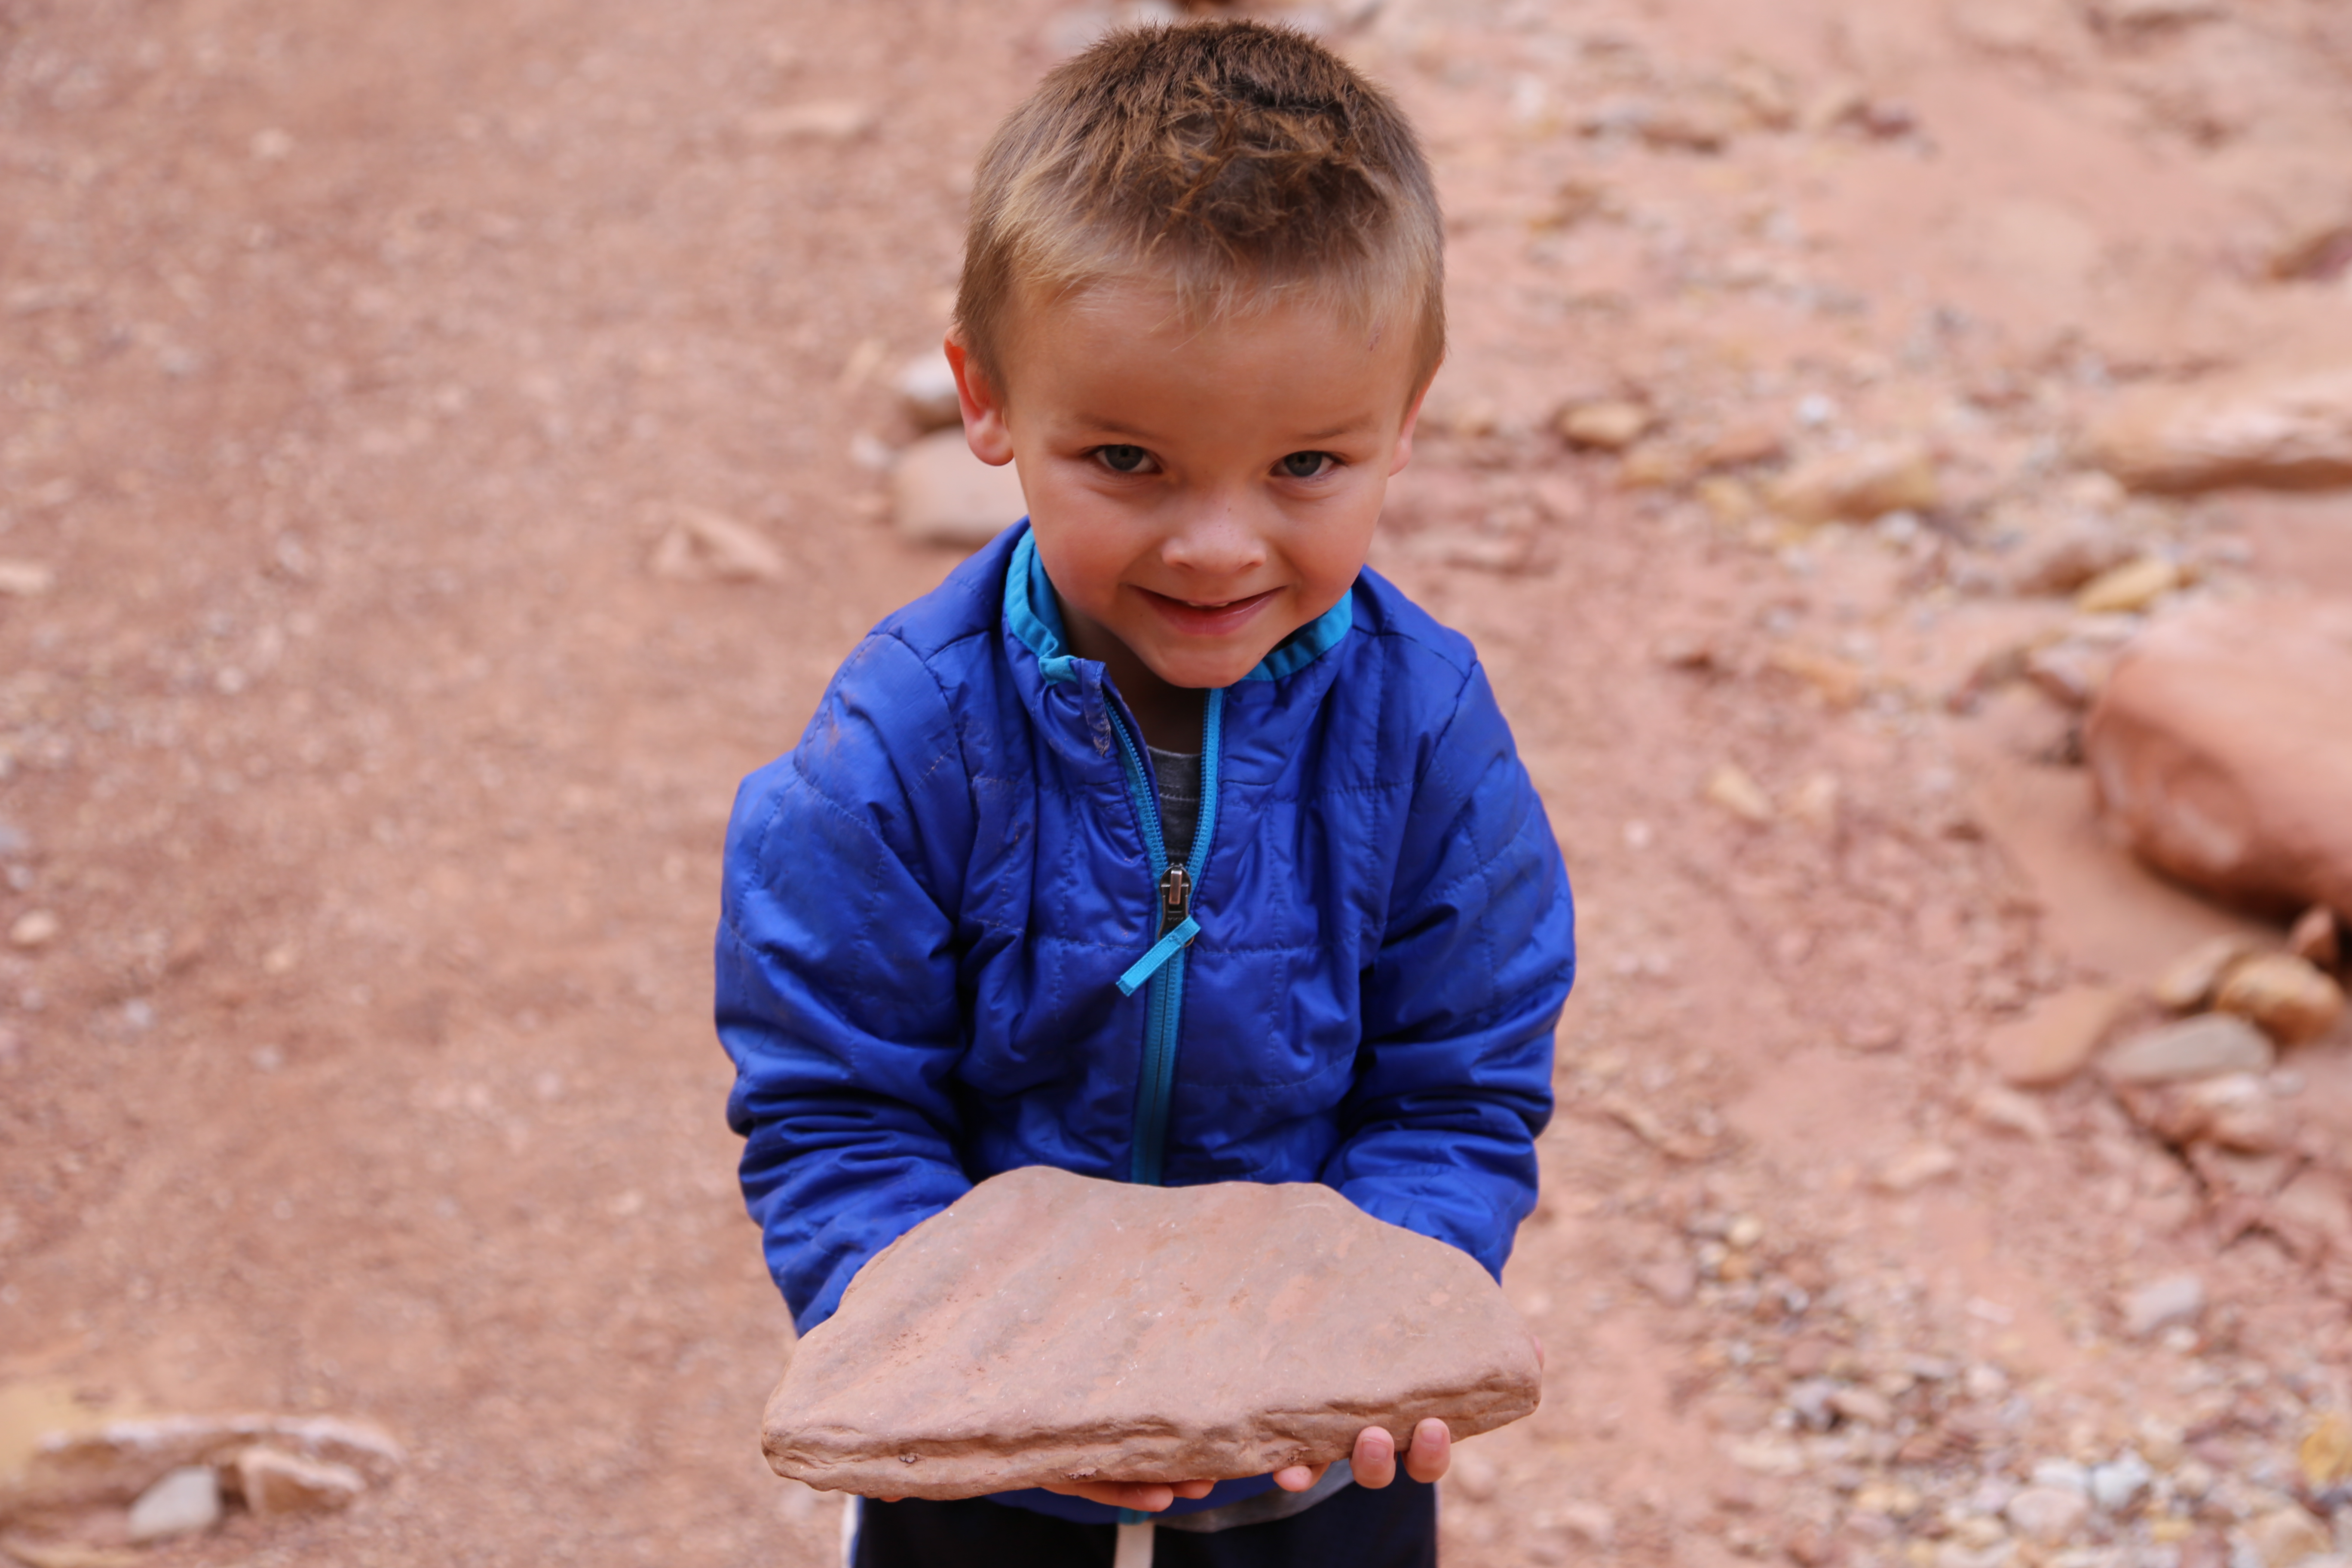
[2084,598,2352,923]
[2084,364,2352,494]
[761,1166,1541,1501]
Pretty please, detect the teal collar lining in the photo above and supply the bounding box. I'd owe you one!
[1002,527,1353,688]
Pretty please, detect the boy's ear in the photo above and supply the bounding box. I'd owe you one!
[944,329,1016,467]
[1388,364,1439,478]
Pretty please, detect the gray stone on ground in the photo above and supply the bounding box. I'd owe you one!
[763,1166,1542,1500]
[2089,1451,2153,1512]
[2120,1272,2205,1338]
[2119,1073,2288,1154]
[2100,1014,2273,1084]
[894,354,962,433]
[127,1465,221,1542]
[891,431,1028,549]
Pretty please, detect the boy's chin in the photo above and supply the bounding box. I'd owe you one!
[1140,643,1280,693]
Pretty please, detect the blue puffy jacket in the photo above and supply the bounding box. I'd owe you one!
[717,524,1574,1511]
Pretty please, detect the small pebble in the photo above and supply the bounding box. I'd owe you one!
[2213,953,2346,1047]
[2030,1458,2090,1497]
[2245,1506,2331,1568]
[2090,1450,2153,1511]
[129,1464,223,1542]
[2102,1014,2272,1084]
[1873,1142,1959,1193]
[1559,400,1656,452]
[892,430,1027,549]
[1703,762,1773,825]
[236,1444,368,1517]
[2120,1273,2205,1339]
[894,353,963,433]
[2005,1484,2089,1545]
[2152,936,2256,1012]
[8,909,60,948]
[0,560,56,597]
[2075,555,2180,615]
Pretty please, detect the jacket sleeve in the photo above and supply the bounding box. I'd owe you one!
[1323,660,1575,1282]
[717,633,978,1332]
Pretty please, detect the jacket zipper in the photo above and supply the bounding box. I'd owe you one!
[1109,688,1225,1188]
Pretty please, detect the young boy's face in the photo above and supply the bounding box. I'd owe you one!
[948,277,1429,717]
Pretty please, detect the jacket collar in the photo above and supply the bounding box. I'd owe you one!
[1002,525,1354,688]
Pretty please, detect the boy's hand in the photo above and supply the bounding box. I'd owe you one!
[1271,1418,1451,1494]
[871,1416,1462,1509]
[871,1481,1216,1509]
[1023,1418,1452,1512]
[1037,1477,1219,1512]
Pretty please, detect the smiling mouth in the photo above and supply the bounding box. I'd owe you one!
[1140,586,1278,631]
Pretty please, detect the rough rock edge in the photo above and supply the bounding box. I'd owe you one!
[764,1381,1537,1499]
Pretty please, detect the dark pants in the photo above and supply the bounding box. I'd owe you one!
[850,1480,1439,1568]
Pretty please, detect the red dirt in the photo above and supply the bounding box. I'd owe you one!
[5,0,2352,1563]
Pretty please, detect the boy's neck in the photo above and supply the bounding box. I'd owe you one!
[1057,593,1207,752]
[1124,677,1206,755]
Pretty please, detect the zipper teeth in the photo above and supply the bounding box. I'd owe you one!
[1188,690,1224,879]
[1110,718,1169,873]
[1115,689,1224,1188]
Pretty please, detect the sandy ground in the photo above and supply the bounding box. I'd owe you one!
[4,0,2352,1563]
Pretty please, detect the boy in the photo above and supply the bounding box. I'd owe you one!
[718,20,1575,1567]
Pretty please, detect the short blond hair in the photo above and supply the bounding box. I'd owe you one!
[956,20,1444,401]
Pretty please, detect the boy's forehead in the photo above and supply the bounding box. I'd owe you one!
[1052,274,1383,344]
[1002,275,1417,402]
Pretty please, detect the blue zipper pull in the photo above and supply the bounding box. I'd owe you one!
[1116,865,1198,995]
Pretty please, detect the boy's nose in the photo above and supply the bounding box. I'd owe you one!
[1160,494,1269,579]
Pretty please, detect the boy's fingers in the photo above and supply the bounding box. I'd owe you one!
[1271,1463,1327,1493]
[1173,1479,1216,1501]
[1351,1425,1398,1489]
[1402,1418,1451,1484]
[1041,1480,1178,1510]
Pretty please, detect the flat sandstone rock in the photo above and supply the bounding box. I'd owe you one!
[2083,363,2352,494]
[762,1167,1541,1500]
[2084,597,2352,922]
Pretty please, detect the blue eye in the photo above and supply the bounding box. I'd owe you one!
[1097,445,1148,473]
[1280,451,1334,479]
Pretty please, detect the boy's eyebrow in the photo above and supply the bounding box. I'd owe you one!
[1294,420,1376,442]
[1086,416,1159,440]
[1077,415,1381,443]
